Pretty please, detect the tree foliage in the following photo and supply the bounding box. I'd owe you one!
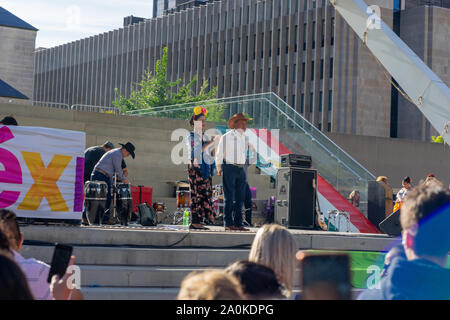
[113,47,224,121]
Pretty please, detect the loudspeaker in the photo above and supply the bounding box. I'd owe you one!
[379,210,402,236]
[368,181,387,230]
[275,167,317,229]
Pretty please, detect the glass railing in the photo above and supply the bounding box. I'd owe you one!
[126,93,376,215]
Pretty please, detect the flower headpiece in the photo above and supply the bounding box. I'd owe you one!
[193,106,208,117]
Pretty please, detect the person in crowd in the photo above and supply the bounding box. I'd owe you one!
[0,115,18,126]
[248,224,297,298]
[0,209,83,300]
[423,173,444,188]
[381,244,406,278]
[0,251,34,300]
[358,184,450,299]
[177,270,246,300]
[225,260,285,299]
[186,107,216,230]
[393,176,412,212]
[376,176,394,217]
[91,142,135,224]
[348,190,360,208]
[216,113,254,231]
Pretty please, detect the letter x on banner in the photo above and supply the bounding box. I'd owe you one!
[0,125,85,220]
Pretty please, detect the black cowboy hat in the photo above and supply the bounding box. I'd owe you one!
[120,142,135,159]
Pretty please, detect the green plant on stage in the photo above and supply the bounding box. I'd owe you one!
[113,47,225,122]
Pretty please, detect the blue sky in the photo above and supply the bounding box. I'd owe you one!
[1,0,153,48]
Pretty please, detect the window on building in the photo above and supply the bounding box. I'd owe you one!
[303,24,307,50]
[284,65,288,85]
[321,19,325,47]
[312,22,316,49]
[311,61,314,81]
[301,94,305,113]
[292,94,296,108]
[327,122,332,131]
[310,93,314,112]
[294,25,298,52]
[320,59,324,79]
[328,90,333,111]
[293,64,297,83]
[302,62,305,82]
[319,91,323,112]
[304,0,308,11]
[268,67,271,87]
[329,57,333,78]
[331,17,335,46]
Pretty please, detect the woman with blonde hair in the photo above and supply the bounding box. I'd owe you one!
[177,270,245,300]
[248,224,297,298]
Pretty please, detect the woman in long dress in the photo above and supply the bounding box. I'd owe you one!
[187,107,216,230]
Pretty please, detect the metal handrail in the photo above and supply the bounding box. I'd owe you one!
[71,104,121,114]
[32,101,71,110]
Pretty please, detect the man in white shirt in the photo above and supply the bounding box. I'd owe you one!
[216,113,253,231]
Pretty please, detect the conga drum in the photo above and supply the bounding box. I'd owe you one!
[115,183,133,226]
[84,181,108,225]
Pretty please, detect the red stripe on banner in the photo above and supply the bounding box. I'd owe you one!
[251,129,292,155]
[317,175,380,234]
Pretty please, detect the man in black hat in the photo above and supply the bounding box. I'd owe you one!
[84,141,126,183]
[91,142,136,224]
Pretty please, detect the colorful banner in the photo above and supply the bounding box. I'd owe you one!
[0,125,85,220]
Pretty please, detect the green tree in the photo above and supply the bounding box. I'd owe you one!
[113,47,224,121]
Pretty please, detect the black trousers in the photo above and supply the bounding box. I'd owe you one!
[222,164,246,227]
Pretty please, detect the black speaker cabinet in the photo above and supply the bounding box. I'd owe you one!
[275,168,317,229]
[368,181,387,230]
[379,210,402,236]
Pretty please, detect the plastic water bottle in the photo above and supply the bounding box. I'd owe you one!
[183,209,190,226]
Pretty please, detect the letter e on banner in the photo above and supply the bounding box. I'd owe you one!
[0,126,22,208]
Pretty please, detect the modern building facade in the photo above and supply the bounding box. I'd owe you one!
[0,7,37,104]
[33,0,450,140]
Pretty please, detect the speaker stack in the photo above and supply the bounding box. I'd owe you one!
[275,154,317,229]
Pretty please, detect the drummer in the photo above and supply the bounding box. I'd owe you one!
[91,142,136,224]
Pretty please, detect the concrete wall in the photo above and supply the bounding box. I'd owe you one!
[397,5,450,141]
[327,132,450,188]
[0,25,36,101]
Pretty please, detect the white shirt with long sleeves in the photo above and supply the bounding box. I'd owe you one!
[215,129,250,169]
[13,250,53,300]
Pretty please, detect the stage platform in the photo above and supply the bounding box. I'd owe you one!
[21,223,396,252]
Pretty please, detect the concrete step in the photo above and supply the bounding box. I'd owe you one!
[81,287,363,300]
[21,225,391,251]
[21,245,250,267]
[78,265,216,287]
[81,286,180,300]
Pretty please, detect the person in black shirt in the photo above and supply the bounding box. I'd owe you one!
[84,141,127,183]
